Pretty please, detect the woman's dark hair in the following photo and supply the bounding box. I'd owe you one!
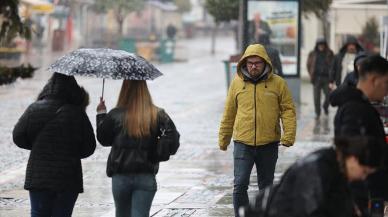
[353,52,368,78]
[335,135,385,168]
[80,87,89,110]
[37,73,83,105]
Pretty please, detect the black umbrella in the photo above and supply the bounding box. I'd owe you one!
[48,48,163,98]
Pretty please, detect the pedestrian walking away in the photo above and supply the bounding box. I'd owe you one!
[330,54,388,216]
[96,80,180,217]
[218,43,296,217]
[307,37,334,119]
[12,72,96,217]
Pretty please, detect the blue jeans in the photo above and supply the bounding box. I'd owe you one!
[29,190,78,217]
[112,174,157,217]
[233,141,278,217]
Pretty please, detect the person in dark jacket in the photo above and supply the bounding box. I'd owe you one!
[258,34,283,77]
[12,72,96,217]
[342,52,368,87]
[330,54,388,216]
[96,80,179,217]
[307,37,334,118]
[329,35,364,88]
[248,12,272,45]
[242,134,384,217]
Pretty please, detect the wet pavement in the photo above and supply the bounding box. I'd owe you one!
[0,36,335,216]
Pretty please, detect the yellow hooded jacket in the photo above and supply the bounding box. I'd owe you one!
[219,44,296,149]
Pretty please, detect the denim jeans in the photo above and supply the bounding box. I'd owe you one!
[112,174,157,217]
[29,190,78,217]
[233,141,278,217]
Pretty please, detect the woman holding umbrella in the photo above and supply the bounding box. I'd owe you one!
[96,80,180,217]
[12,72,96,217]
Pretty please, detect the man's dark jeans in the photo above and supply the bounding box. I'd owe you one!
[29,190,78,217]
[313,77,330,117]
[233,141,278,217]
[112,174,157,217]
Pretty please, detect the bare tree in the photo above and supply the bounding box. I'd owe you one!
[92,0,145,36]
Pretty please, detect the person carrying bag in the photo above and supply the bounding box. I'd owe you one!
[96,80,180,217]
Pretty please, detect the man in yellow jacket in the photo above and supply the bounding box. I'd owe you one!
[218,44,296,216]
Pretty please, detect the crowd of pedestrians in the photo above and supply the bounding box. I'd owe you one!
[10,34,388,217]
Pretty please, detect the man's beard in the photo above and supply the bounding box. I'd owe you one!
[249,69,263,78]
[347,48,357,53]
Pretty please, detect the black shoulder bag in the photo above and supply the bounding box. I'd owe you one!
[153,111,180,162]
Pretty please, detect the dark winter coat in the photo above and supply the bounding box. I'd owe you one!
[307,38,334,83]
[329,36,364,86]
[265,46,283,77]
[12,73,96,193]
[266,148,354,217]
[96,108,179,177]
[342,72,358,87]
[330,85,388,200]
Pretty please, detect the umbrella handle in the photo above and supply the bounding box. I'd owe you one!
[101,79,105,99]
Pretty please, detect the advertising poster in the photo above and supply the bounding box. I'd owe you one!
[248,0,299,76]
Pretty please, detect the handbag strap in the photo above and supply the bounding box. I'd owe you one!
[157,110,169,137]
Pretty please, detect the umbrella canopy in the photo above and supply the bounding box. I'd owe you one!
[48,48,163,80]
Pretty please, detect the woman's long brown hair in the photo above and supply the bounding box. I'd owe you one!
[116,80,158,138]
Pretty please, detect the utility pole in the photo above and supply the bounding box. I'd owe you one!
[239,0,248,52]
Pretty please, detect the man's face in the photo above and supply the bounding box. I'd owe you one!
[246,56,266,78]
[254,13,261,23]
[347,44,357,53]
[317,44,326,51]
[371,73,388,102]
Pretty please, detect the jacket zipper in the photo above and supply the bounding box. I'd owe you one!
[254,84,257,146]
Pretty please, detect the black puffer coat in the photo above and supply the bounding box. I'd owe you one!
[13,73,96,193]
[97,108,179,177]
[330,85,388,201]
[266,148,354,217]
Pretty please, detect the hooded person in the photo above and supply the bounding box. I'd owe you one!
[329,35,364,87]
[307,37,334,118]
[218,44,296,217]
[12,72,96,217]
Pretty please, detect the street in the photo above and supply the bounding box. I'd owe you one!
[0,36,332,217]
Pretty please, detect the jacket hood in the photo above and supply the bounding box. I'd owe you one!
[237,44,273,81]
[314,37,328,51]
[339,35,364,54]
[329,85,367,107]
[37,72,83,105]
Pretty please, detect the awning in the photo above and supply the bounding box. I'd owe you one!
[20,0,54,13]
